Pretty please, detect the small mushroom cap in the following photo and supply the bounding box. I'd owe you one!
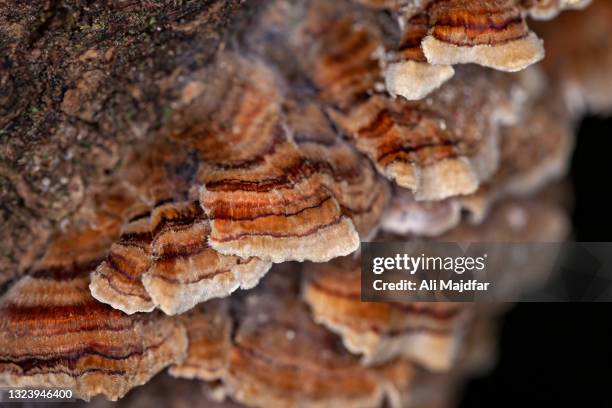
[386,60,455,101]
[90,204,156,314]
[142,200,272,315]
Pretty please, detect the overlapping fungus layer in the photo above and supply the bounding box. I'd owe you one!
[422,0,544,71]
[293,0,543,199]
[381,89,574,235]
[170,269,417,408]
[89,49,392,314]
[303,257,471,371]
[89,139,272,315]
[0,228,187,401]
[353,0,590,100]
[172,53,390,264]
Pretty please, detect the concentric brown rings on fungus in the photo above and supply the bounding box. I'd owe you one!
[171,268,417,408]
[89,140,272,315]
[0,229,188,401]
[421,0,545,72]
[386,12,455,100]
[173,53,387,263]
[302,257,472,371]
[381,91,574,235]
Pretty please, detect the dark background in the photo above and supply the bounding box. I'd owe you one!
[460,116,612,407]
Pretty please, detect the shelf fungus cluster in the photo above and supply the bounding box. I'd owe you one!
[0,0,609,407]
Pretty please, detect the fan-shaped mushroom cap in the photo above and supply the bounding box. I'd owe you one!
[329,67,529,200]
[0,228,188,401]
[382,91,574,236]
[171,54,361,264]
[421,0,544,72]
[303,257,471,371]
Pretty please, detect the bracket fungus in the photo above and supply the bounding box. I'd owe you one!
[176,55,362,264]
[303,257,472,371]
[352,0,591,101]
[303,191,568,374]
[0,228,188,401]
[88,140,272,315]
[293,1,546,200]
[172,53,391,264]
[381,89,574,235]
[419,0,545,72]
[386,12,456,101]
[381,0,549,99]
[89,51,392,314]
[167,300,232,381]
[327,67,530,200]
[0,0,607,406]
[458,94,574,224]
[169,269,419,408]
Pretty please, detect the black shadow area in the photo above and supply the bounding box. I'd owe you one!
[459,116,612,408]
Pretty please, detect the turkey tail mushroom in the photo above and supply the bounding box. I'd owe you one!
[302,257,472,371]
[173,54,361,264]
[171,267,418,408]
[0,228,188,401]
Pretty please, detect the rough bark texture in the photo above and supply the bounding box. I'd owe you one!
[0,0,255,282]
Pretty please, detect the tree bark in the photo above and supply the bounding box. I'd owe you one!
[0,0,253,282]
